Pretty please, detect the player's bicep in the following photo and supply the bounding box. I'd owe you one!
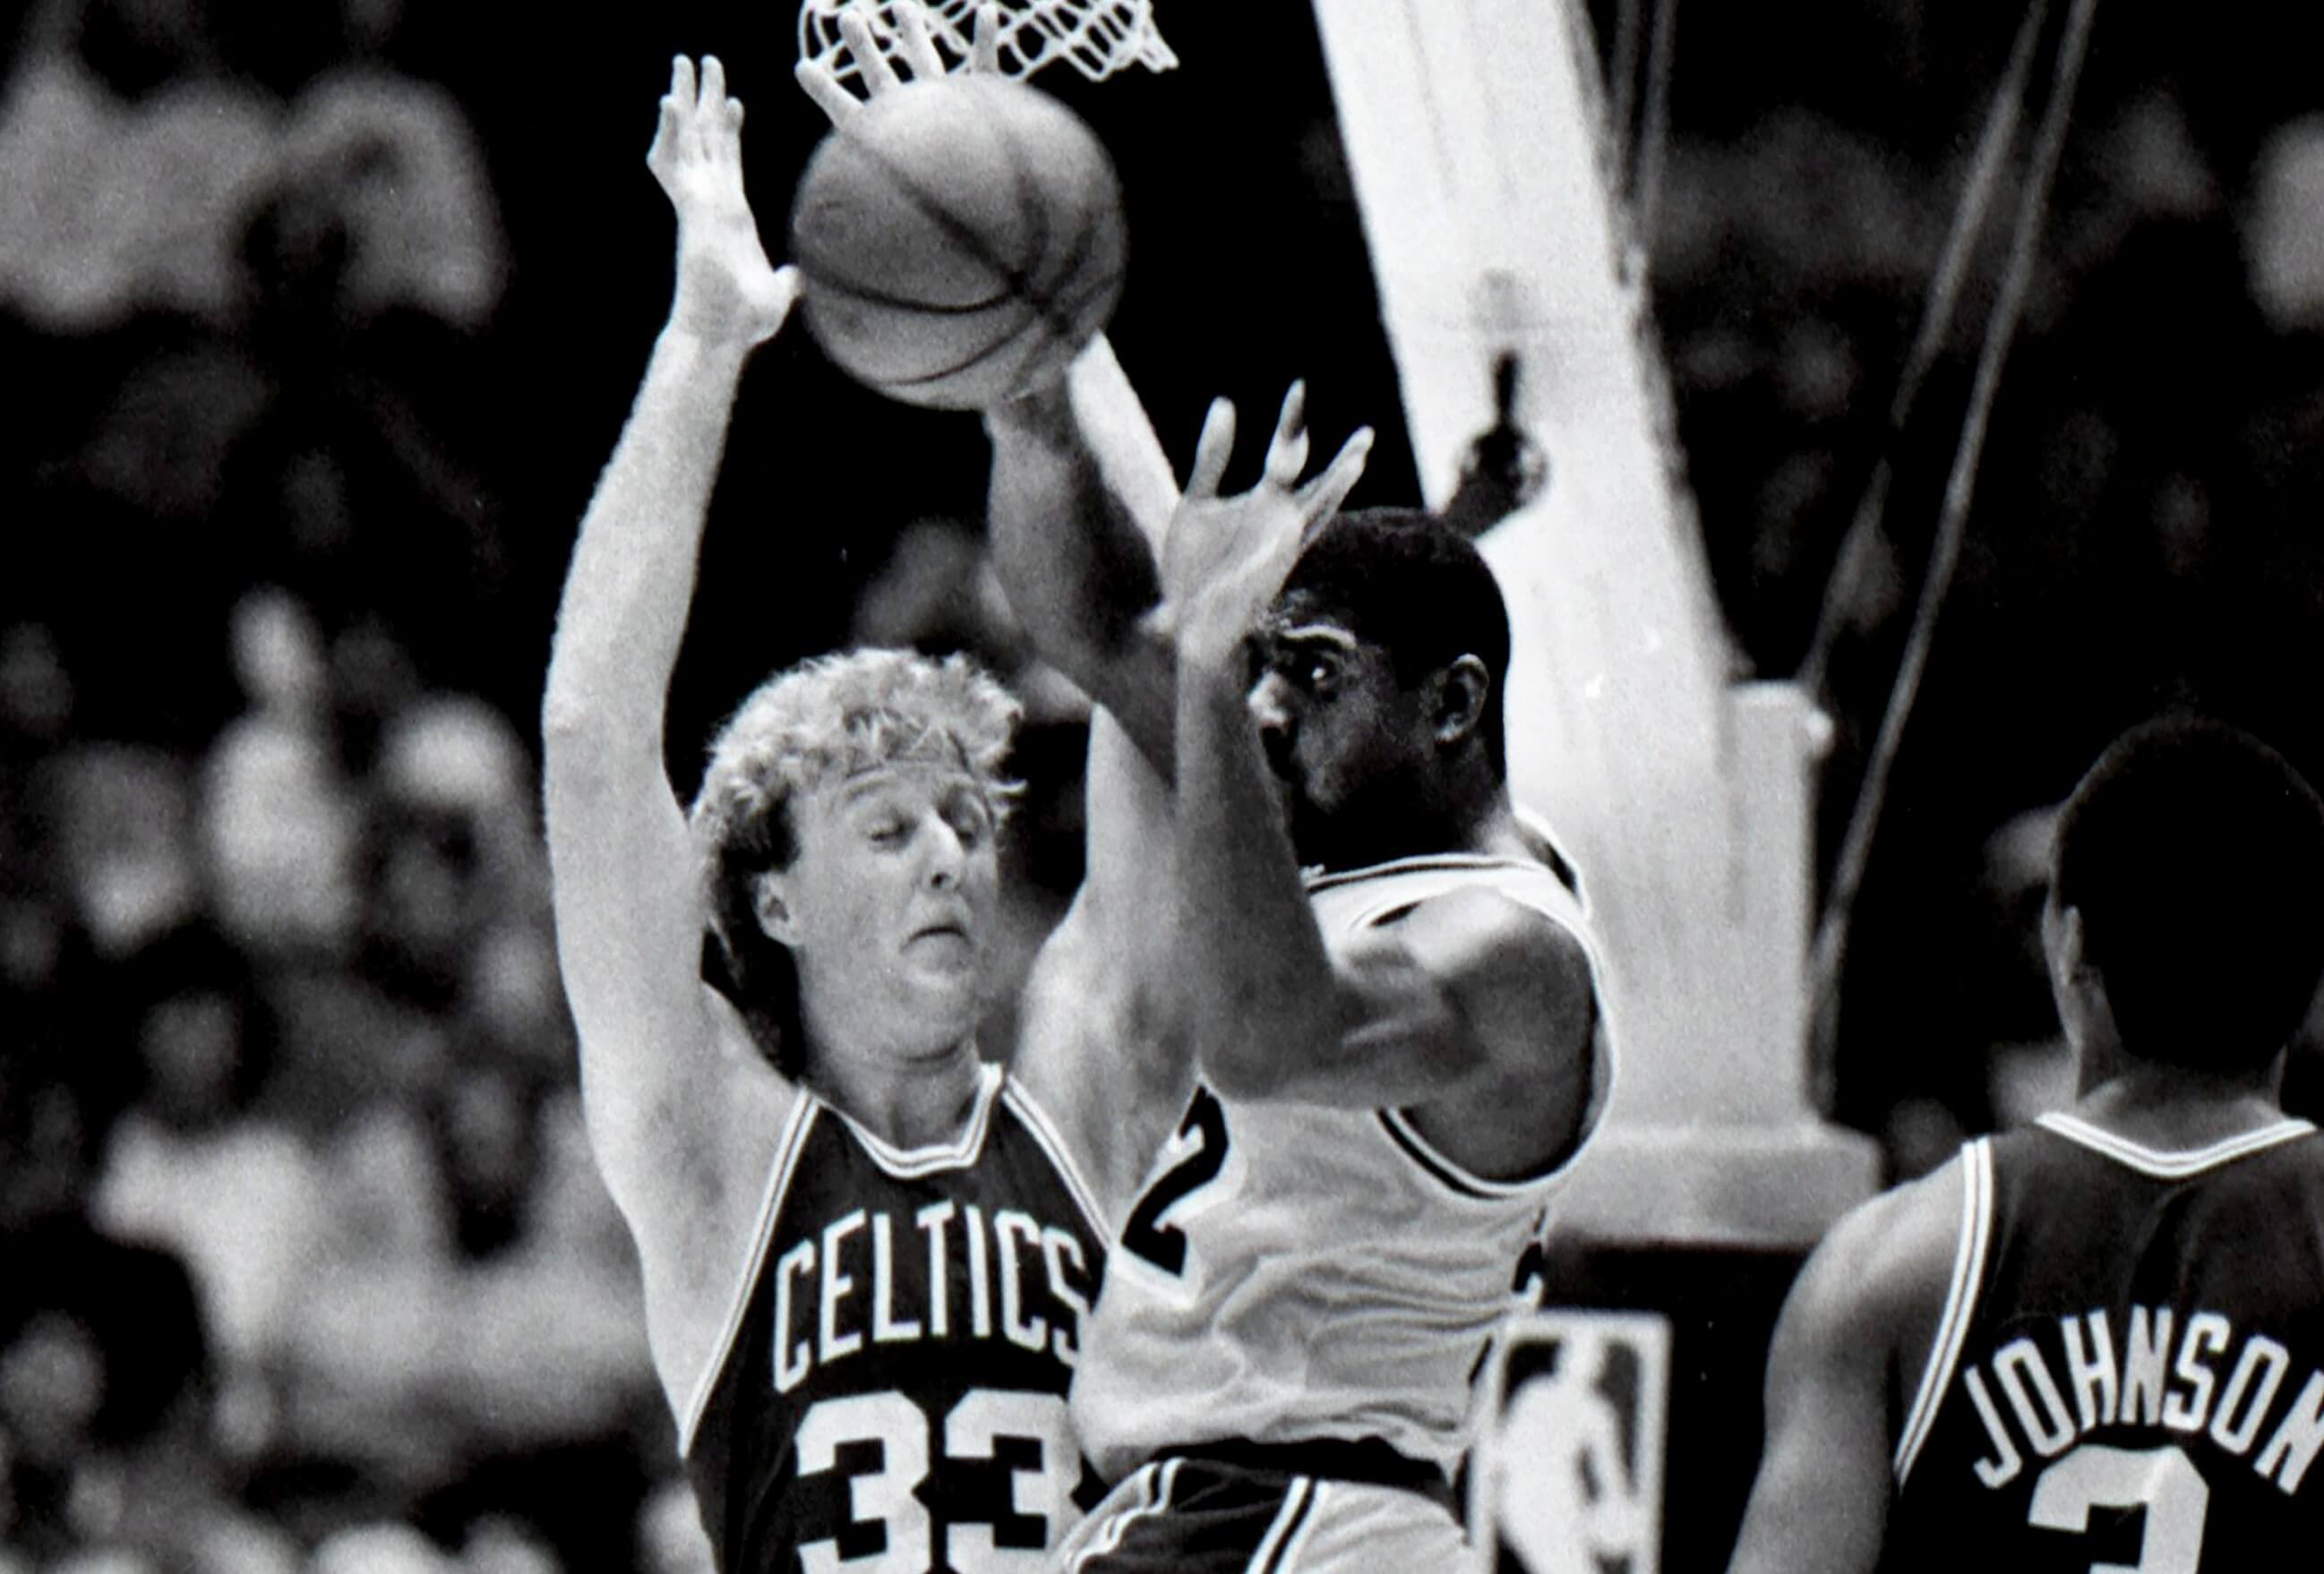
[1243,891,1590,1110]
[541,731,742,1167]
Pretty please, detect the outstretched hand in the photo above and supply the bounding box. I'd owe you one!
[1162,384,1373,669]
[649,55,798,347]
[795,2,999,123]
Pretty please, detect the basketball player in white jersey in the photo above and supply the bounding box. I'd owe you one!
[1727,717,2324,1574]
[981,385,1611,1570]
[541,46,1331,1570]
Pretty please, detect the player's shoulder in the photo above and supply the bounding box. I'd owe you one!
[1395,882,1593,1013]
[1789,1150,1970,1351]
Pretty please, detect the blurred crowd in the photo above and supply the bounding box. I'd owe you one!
[11,0,2324,1568]
[0,0,713,1568]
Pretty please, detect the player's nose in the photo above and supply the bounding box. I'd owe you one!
[1247,670,1298,735]
[922,812,965,890]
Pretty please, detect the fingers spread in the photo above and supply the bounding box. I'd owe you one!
[795,60,862,124]
[1298,428,1375,524]
[895,1,948,81]
[1186,399,1238,500]
[1263,381,1309,490]
[841,10,904,97]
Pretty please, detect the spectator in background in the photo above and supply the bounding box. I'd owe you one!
[90,921,317,1456]
[200,587,362,963]
[0,1026,220,1572]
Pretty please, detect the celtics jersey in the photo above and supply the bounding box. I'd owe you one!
[1070,850,1613,1486]
[1887,1114,2324,1572]
[682,1063,1109,1572]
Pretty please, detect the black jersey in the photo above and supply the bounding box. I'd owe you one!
[682,1063,1109,1573]
[1886,1113,2324,1572]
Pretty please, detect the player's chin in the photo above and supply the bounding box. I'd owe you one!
[899,953,987,1017]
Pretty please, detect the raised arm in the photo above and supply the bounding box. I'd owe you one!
[987,348,1220,1215]
[540,56,797,1407]
[983,375,1179,773]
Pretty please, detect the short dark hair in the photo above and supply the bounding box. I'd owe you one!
[1276,509,1514,777]
[2052,716,2324,1073]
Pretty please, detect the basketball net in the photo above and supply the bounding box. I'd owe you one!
[798,0,1177,86]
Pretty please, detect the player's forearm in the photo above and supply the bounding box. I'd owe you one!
[985,390,1178,771]
[543,324,751,757]
[1170,652,1339,1090]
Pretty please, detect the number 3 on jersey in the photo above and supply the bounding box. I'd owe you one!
[1121,1089,1230,1275]
[794,1388,1078,1573]
[2029,1442,2208,1573]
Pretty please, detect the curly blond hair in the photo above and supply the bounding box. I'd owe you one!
[687,648,1022,1073]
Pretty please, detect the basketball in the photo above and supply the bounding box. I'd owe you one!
[788,76,1128,409]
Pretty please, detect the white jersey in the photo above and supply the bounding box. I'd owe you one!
[1071,849,1614,1485]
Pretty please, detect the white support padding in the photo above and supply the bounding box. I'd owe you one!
[1310,0,1876,1244]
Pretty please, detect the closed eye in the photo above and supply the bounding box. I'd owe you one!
[940,792,992,848]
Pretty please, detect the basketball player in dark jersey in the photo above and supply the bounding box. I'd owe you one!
[541,46,1286,1571]
[1727,717,2324,1574]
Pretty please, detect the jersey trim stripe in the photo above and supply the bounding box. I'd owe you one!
[1305,852,1560,895]
[679,1091,819,1459]
[1376,1107,1591,1201]
[1304,808,1587,906]
[826,1060,1004,1177]
[1376,1111,1500,1200]
[2034,1112,2318,1178]
[1895,1137,1994,1484]
[1251,1476,1317,1574]
[1066,1459,1181,1574]
[1001,1078,1111,1238]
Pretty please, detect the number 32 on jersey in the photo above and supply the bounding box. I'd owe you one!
[794,1387,1079,1573]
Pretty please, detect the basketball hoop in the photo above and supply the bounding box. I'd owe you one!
[798,0,1176,88]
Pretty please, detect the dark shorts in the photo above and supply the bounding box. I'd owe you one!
[1056,1441,1462,1574]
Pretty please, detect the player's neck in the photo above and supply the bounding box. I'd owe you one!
[1304,777,1520,873]
[808,1039,985,1150]
[2069,1056,2289,1150]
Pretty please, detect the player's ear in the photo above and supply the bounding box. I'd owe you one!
[753,870,803,948]
[2042,896,2089,979]
[1429,655,1491,749]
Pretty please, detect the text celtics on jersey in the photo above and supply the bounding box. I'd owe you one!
[768,1200,1096,1392]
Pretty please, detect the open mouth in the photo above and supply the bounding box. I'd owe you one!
[1261,731,1300,784]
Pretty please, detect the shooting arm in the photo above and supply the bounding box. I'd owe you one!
[995,342,1198,1219]
[984,358,1180,775]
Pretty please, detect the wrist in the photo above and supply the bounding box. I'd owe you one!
[1174,605,1249,684]
[983,380,1080,447]
[656,314,757,371]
